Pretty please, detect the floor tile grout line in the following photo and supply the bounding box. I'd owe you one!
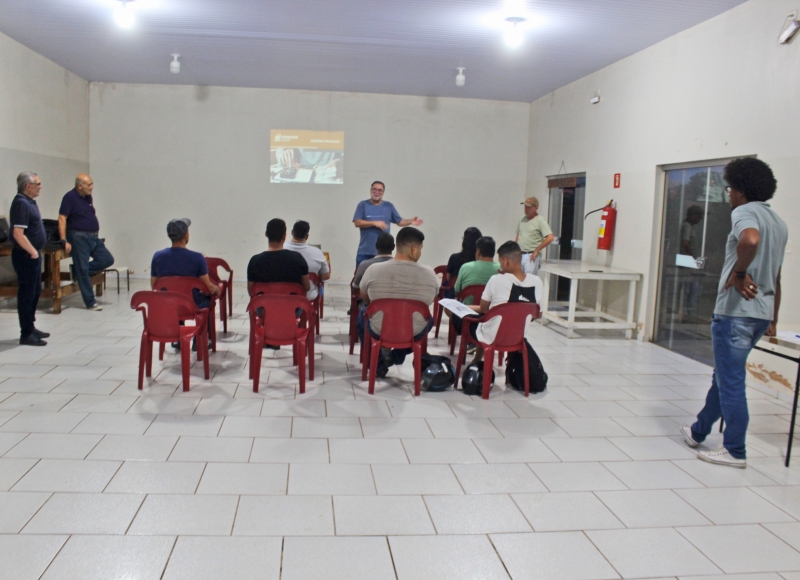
[158,535,180,580]
[34,534,70,580]
[486,533,514,580]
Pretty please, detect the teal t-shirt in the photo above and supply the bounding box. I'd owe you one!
[455,260,500,303]
[715,201,787,320]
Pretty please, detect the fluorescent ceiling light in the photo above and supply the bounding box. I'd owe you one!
[505,17,525,48]
[114,1,135,28]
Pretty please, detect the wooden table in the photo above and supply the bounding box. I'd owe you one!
[0,241,103,313]
[754,335,800,467]
[538,260,642,339]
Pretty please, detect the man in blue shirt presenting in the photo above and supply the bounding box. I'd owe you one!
[352,181,423,266]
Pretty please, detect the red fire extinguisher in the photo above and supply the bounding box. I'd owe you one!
[585,201,617,251]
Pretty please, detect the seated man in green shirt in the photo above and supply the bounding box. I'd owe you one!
[450,236,499,339]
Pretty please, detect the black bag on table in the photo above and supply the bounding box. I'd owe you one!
[0,217,9,243]
[505,340,548,394]
[42,219,61,244]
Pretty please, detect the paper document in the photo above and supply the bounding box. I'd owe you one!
[776,331,800,346]
[675,254,699,269]
[438,299,480,319]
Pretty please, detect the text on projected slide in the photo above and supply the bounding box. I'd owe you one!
[270,130,344,184]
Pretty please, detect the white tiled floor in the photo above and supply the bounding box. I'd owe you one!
[1,281,800,579]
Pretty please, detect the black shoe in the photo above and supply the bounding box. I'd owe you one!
[263,344,280,350]
[20,334,47,346]
[32,328,50,338]
[171,342,180,351]
[376,366,389,379]
[380,347,394,369]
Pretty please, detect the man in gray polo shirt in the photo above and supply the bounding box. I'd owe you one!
[682,158,788,468]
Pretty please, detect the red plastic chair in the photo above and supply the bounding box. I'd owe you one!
[131,291,210,392]
[247,294,316,394]
[154,276,218,353]
[455,302,541,399]
[360,299,431,396]
[448,284,486,355]
[247,282,309,377]
[308,272,322,335]
[206,257,233,334]
[433,265,456,338]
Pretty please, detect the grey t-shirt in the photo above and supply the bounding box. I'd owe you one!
[715,201,788,320]
[359,259,439,335]
[283,240,330,301]
[352,254,393,289]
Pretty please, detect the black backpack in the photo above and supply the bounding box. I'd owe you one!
[505,341,548,394]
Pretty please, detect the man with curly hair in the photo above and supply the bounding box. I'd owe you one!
[682,158,788,468]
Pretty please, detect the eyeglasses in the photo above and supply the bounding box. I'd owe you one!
[370,188,384,193]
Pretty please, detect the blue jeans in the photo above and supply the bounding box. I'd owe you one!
[691,314,770,459]
[11,248,42,338]
[356,253,375,267]
[357,308,433,374]
[68,231,114,307]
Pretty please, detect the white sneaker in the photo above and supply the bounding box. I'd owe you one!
[681,424,700,448]
[87,304,103,311]
[698,447,746,469]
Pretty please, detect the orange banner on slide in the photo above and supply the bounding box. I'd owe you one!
[270,130,344,150]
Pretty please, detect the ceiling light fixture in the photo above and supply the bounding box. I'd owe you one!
[504,16,525,48]
[114,0,135,28]
[170,54,180,74]
[455,68,466,87]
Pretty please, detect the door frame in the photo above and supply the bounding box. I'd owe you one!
[648,156,747,343]
[545,172,586,262]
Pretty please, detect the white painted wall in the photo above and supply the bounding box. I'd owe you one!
[526,0,800,337]
[89,85,530,280]
[0,31,89,282]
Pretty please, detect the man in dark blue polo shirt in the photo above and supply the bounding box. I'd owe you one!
[10,172,50,346]
[352,181,423,266]
[58,174,114,311]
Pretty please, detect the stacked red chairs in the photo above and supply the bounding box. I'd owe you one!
[455,302,541,399]
[131,291,210,392]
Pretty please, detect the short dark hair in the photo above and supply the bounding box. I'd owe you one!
[371,181,385,190]
[396,226,424,249]
[686,205,704,218]
[266,218,287,243]
[497,240,522,263]
[724,158,777,202]
[376,232,395,254]
[292,220,310,240]
[476,236,496,258]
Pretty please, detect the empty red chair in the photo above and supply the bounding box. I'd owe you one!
[247,294,316,394]
[448,284,486,355]
[455,302,541,400]
[360,299,431,396]
[206,257,233,334]
[131,291,210,392]
[433,265,456,338]
[154,276,218,354]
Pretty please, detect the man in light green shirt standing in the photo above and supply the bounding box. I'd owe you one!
[515,196,554,275]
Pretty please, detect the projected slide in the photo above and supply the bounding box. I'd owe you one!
[270,130,344,184]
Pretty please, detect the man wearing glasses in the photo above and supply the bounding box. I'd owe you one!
[10,172,50,346]
[352,181,423,267]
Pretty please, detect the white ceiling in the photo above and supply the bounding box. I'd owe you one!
[0,0,746,102]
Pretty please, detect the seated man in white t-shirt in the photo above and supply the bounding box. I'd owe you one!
[283,220,331,301]
[465,240,543,364]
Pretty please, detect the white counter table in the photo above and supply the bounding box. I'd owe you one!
[538,260,642,339]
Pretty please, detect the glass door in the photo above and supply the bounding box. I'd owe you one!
[547,175,586,301]
[654,164,729,365]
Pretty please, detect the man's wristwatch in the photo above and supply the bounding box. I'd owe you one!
[734,270,747,279]
[59,239,68,247]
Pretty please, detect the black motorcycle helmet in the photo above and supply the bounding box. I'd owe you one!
[421,358,455,392]
[461,362,495,396]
